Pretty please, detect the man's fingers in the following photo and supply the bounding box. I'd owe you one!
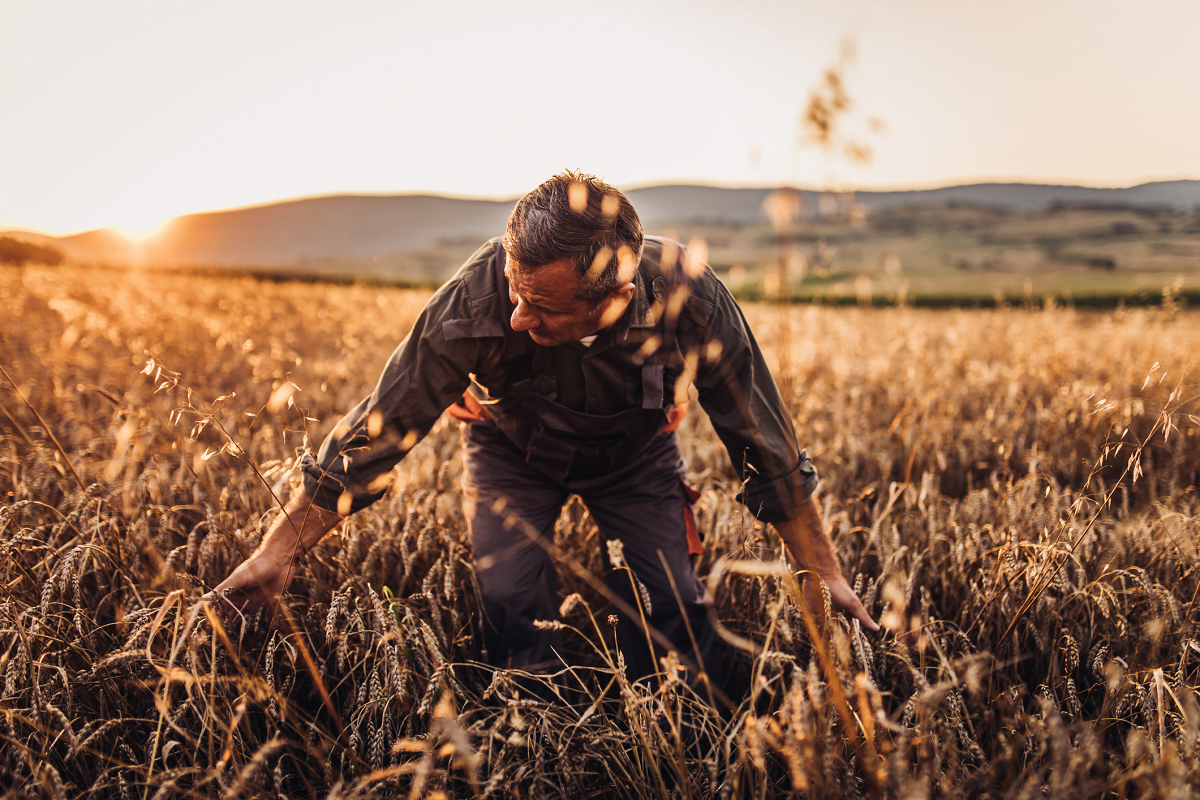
[835,595,879,633]
[661,404,687,433]
[445,403,483,422]
[848,601,881,634]
[446,398,489,422]
[826,579,882,634]
[202,588,250,620]
[201,578,276,622]
[447,391,490,422]
[200,590,237,622]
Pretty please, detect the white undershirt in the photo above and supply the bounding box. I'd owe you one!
[578,334,598,347]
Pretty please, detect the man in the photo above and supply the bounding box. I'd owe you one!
[205,171,877,691]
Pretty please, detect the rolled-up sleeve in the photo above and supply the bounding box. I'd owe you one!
[301,276,485,514]
[690,277,818,523]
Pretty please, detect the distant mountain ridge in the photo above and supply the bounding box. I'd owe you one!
[5,180,1198,270]
[626,180,1200,223]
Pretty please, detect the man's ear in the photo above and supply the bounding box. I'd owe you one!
[611,282,635,303]
[595,282,636,328]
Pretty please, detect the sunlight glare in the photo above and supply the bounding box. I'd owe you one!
[113,217,171,243]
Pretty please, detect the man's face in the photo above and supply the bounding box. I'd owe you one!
[505,258,630,347]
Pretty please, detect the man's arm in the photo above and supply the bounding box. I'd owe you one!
[204,244,503,615]
[202,490,340,616]
[674,259,877,630]
[203,245,505,615]
[772,499,879,632]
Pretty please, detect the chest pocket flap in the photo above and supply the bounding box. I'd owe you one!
[443,318,505,340]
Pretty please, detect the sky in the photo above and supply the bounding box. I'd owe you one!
[2,0,1198,236]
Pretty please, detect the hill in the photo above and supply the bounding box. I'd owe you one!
[144,194,515,268]
[2,180,1197,281]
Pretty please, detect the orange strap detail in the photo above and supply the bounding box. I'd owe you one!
[681,480,703,556]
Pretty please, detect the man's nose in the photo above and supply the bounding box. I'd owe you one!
[510,301,537,332]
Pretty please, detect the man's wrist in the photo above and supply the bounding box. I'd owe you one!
[773,509,845,582]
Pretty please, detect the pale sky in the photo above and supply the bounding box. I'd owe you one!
[2,0,1198,236]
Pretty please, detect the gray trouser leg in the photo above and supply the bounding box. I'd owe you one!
[462,423,568,670]
[581,432,724,690]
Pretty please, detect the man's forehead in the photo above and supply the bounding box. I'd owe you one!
[506,259,581,304]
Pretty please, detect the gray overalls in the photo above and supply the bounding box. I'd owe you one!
[454,253,720,686]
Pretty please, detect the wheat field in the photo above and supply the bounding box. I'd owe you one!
[2,263,1199,799]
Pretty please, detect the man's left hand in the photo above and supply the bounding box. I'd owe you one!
[774,502,882,634]
[802,571,879,633]
[446,391,491,422]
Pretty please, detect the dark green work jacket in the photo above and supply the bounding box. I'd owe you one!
[301,237,817,523]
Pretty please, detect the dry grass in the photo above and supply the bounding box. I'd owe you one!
[2,262,1199,798]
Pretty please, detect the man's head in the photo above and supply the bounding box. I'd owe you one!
[503,171,643,346]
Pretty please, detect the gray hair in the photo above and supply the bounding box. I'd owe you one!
[503,170,644,305]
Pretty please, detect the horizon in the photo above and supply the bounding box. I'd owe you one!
[7,174,1199,240]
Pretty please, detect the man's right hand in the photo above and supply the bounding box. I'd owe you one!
[662,403,688,432]
[201,491,341,618]
[203,547,296,617]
